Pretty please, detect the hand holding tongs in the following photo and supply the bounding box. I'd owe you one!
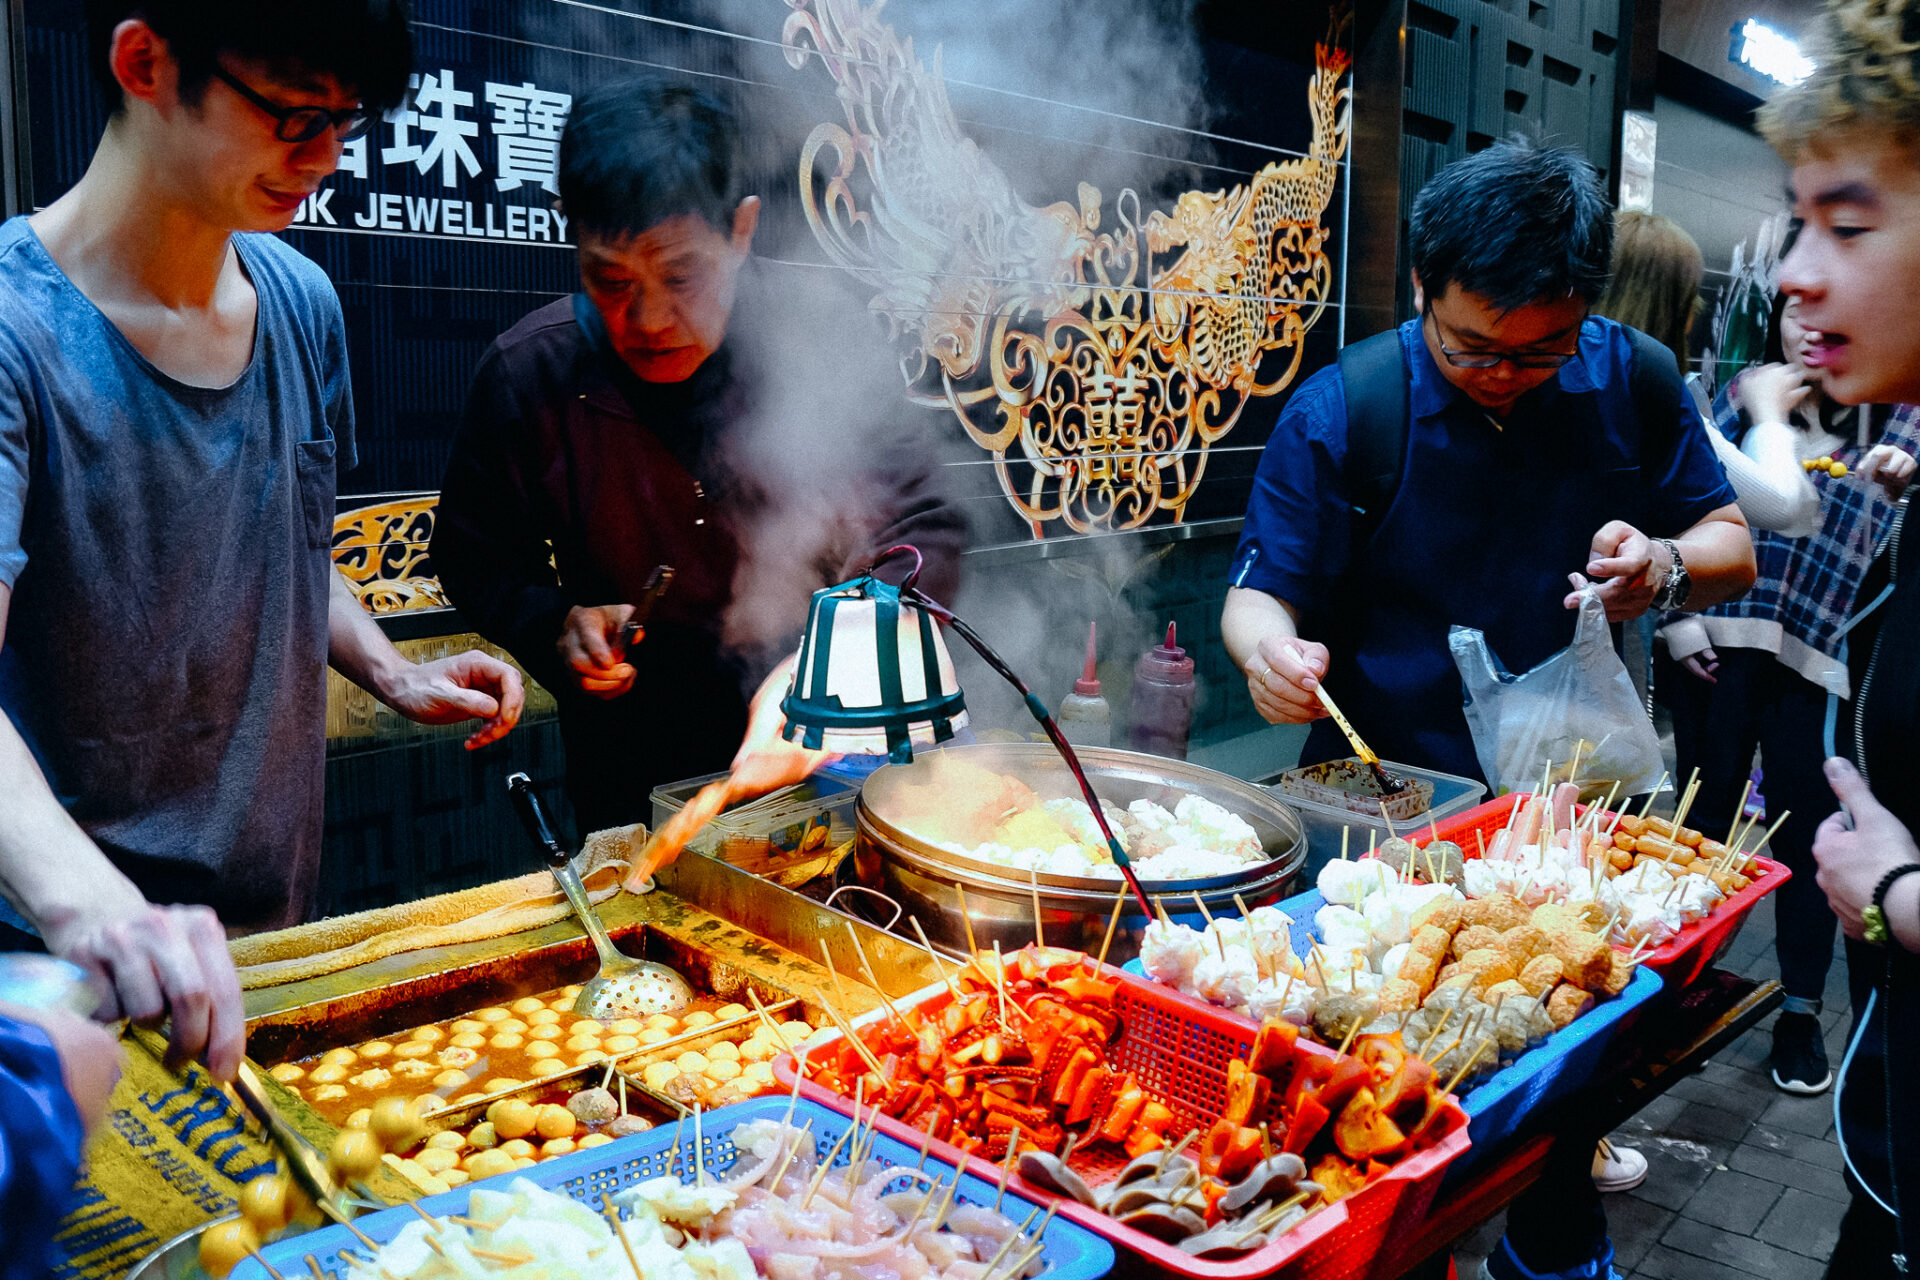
[616,565,674,655]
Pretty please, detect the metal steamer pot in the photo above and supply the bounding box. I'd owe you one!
[854,743,1307,964]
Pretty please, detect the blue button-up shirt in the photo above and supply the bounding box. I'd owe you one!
[1230,315,1736,782]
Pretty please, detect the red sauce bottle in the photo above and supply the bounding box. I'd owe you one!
[1129,621,1196,760]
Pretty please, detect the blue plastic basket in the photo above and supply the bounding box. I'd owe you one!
[1126,888,1664,1180]
[232,1096,1115,1280]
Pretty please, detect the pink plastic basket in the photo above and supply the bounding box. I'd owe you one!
[773,961,1470,1280]
[1414,793,1790,989]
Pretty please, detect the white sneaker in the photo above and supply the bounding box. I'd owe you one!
[1591,1139,1647,1193]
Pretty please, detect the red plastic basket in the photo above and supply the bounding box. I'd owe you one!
[1411,793,1791,989]
[773,961,1471,1280]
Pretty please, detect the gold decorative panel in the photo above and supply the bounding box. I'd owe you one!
[331,493,450,614]
[784,0,1352,535]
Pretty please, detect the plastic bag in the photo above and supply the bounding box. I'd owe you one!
[1449,588,1666,799]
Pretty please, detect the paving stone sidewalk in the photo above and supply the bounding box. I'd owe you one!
[1449,894,1853,1280]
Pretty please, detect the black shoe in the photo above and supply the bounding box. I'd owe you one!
[1770,1011,1833,1095]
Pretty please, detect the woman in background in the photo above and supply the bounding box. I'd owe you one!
[1658,291,1919,1096]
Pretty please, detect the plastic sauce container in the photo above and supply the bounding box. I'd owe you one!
[1128,622,1196,760]
[1058,621,1111,748]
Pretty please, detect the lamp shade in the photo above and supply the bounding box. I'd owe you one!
[781,573,967,763]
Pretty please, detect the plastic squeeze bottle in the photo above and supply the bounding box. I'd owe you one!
[1129,621,1196,760]
[1058,622,1111,747]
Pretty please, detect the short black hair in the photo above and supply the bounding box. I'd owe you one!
[1409,139,1614,311]
[558,74,741,242]
[87,0,413,116]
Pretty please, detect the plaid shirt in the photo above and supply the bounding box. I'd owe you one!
[1685,374,1920,692]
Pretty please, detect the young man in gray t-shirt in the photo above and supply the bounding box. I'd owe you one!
[0,1,525,1080]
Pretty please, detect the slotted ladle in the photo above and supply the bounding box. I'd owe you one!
[506,772,693,1017]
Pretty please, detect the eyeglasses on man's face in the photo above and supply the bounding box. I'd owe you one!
[212,65,374,144]
[1423,301,1586,370]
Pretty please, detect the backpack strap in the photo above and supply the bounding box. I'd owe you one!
[1338,328,1412,548]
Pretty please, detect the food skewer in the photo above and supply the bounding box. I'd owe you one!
[245,1250,287,1280]
[982,1206,1043,1280]
[817,939,853,1010]
[802,1123,857,1208]
[1440,1037,1496,1097]
[1341,826,1350,860]
[1310,681,1407,793]
[1027,867,1046,950]
[1231,891,1266,980]
[955,884,981,957]
[767,1118,814,1191]
[1749,809,1793,858]
[843,921,908,1029]
[601,1193,648,1280]
[1094,887,1128,969]
[303,1256,327,1280]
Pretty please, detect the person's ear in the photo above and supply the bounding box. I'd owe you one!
[730,196,761,256]
[1410,271,1426,315]
[109,19,174,112]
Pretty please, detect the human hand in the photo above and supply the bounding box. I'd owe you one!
[1243,634,1330,725]
[0,1001,122,1134]
[558,605,639,701]
[38,901,243,1080]
[382,650,526,747]
[1682,647,1720,683]
[1565,521,1661,621]
[1815,758,1920,941]
[1860,444,1918,501]
[1735,362,1814,424]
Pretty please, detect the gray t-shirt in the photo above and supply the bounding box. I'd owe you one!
[0,218,353,930]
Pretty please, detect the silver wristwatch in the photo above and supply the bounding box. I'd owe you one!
[1653,537,1691,611]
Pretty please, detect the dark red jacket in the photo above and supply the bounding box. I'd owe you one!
[432,288,966,832]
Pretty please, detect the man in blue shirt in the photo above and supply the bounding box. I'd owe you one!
[1223,141,1755,788]
[1222,142,1756,1280]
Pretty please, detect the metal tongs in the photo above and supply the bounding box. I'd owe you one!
[229,1061,371,1222]
[616,565,675,653]
[1311,683,1407,795]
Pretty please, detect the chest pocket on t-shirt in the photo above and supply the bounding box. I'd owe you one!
[296,436,338,549]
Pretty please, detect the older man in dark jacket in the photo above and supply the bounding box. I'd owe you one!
[432,75,964,836]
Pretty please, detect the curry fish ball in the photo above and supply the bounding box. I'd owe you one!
[464,1148,516,1180]
[534,1104,577,1140]
[424,1128,466,1152]
[578,1132,614,1149]
[530,1058,570,1078]
[564,1036,602,1054]
[778,1022,812,1045]
[373,1097,429,1150]
[488,1033,525,1051]
[569,1019,605,1037]
[239,1174,293,1232]
[703,1059,742,1083]
[513,1157,537,1170]
[359,1041,394,1060]
[528,1024,565,1042]
[643,1013,679,1031]
[320,1047,359,1067]
[638,1029,673,1047]
[442,1169,470,1187]
[643,1062,679,1090]
[312,1084,350,1103]
[682,1011,717,1031]
[408,1026,444,1044]
[437,1046,479,1069]
[484,1078,525,1094]
[328,1128,383,1181]
[476,1008,512,1023]
[706,1042,740,1062]
[489,1099,538,1139]
[527,1009,561,1026]
[451,1019,486,1035]
[432,1069,471,1090]
[608,1019,645,1037]
[449,1032,487,1050]
[511,997,546,1015]
[349,1069,393,1091]
[540,1138,576,1158]
[715,1003,748,1022]
[268,1063,304,1084]
[739,1037,776,1063]
[742,1062,776,1088]
[469,1122,498,1148]
[309,1063,350,1085]
[547,998,575,1014]
[416,1147,460,1175]
[392,1042,434,1060]
[346,1107,373,1130]
[674,1051,710,1074]
[525,1041,561,1061]
[562,985,584,999]
[603,1035,641,1054]
[573,1051,608,1068]
[498,1138,536,1160]
[495,1019,529,1035]
[198,1218,262,1279]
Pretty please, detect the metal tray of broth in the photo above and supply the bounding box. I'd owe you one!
[244,923,824,1140]
[858,742,1308,893]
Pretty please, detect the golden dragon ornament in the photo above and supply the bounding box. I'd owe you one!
[782,0,1351,535]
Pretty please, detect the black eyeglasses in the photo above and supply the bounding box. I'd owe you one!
[1424,302,1586,370]
[212,66,373,143]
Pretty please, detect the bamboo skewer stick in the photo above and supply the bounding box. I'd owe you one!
[910,915,964,996]
[1637,772,1670,820]
[1341,826,1350,860]
[844,921,907,1029]
[1027,866,1046,950]
[1440,1038,1496,1097]
[768,1119,814,1192]
[1334,1015,1364,1057]
[1750,810,1793,858]
[601,1194,648,1280]
[1095,888,1128,970]
[983,1207,1043,1279]
[1190,891,1217,929]
[996,1134,1020,1213]
[1231,892,1265,980]
[1417,1006,1456,1059]
[245,1251,287,1280]
[1728,777,1754,847]
[992,941,1011,1027]
[818,938,852,1010]
[304,1256,327,1280]
[815,992,887,1078]
[746,987,784,1041]
[802,1124,856,1208]
[931,1153,970,1231]
[955,884,980,957]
